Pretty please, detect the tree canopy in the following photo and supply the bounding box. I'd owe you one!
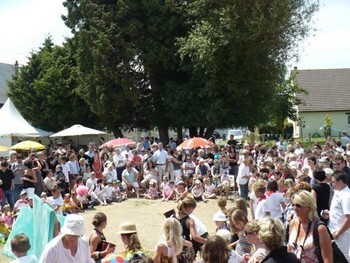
[8,37,99,132]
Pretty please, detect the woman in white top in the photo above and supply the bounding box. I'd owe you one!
[236,158,254,200]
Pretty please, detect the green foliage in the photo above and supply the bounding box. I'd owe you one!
[8,37,99,131]
[177,0,319,128]
[323,114,332,137]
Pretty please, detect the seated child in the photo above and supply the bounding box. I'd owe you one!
[162,180,176,201]
[191,179,207,202]
[144,179,158,199]
[104,180,116,203]
[218,172,231,198]
[10,233,38,263]
[203,177,217,199]
[62,193,79,214]
[1,205,13,227]
[113,180,127,202]
[13,190,29,213]
[0,217,11,239]
[175,181,188,202]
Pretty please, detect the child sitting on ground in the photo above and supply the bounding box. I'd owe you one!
[162,180,176,201]
[144,179,159,199]
[191,179,207,202]
[10,233,38,263]
[62,193,79,214]
[2,205,13,227]
[175,181,188,202]
[203,177,217,199]
[13,190,29,214]
[113,180,127,202]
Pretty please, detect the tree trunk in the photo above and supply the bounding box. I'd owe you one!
[199,127,205,137]
[176,126,183,141]
[158,127,169,145]
[112,127,124,138]
[204,127,214,139]
[189,127,198,138]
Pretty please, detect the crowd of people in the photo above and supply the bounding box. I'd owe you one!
[1,133,350,262]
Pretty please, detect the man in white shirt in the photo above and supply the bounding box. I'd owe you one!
[294,141,304,155]
[152,142,168,181]
[327,170,350,261]
[39,214,94,263]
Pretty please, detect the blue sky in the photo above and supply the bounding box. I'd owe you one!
[0,0,349,70]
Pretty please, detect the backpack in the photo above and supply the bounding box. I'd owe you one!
[313,220,348,263]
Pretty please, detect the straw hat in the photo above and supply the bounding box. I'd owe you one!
[118,221,137,234]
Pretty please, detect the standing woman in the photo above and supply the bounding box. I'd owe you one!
[236,157,254,200]
[311,169,332,224]
[228,146,239,190]
[177,197,207,258]
[37,151,49,179]
[89,212,115,262]
[22,161,37,199]
[92,150,103,179]
[287,190,332,263]
[153,217,192,263]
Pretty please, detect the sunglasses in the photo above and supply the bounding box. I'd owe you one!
[292,203,303,208]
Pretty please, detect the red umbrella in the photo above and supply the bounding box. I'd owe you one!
[176,137,213,150]
[99,138,137,149]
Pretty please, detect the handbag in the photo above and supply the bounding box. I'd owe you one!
[313,220,348,263]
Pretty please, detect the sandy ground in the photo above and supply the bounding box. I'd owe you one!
[82,197,225,255]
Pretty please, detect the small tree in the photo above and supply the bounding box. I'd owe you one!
[323,114,333,138]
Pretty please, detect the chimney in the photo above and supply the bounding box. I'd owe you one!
[14,60,19,77]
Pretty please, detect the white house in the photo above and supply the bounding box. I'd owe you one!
[0,61,17,106]
[292,68,350,139]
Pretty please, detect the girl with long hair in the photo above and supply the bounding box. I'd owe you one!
[153,217,192,263]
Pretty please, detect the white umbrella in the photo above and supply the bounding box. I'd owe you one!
[50,124,105,137]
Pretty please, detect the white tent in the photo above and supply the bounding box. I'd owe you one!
[50,124,105,137]
[0,98,51,137]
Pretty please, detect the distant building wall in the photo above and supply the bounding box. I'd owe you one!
[294,111,350,138]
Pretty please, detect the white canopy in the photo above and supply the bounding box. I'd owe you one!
[50,124,105,137]
[0,98,51,137]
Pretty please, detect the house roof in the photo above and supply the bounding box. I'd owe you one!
[295,68,350,112]
[0,62,15,104]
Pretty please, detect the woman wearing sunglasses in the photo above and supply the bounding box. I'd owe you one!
[287,190,332,262]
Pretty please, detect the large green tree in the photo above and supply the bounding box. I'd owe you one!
[8,37,99,131]
[177,0,319,128]
[62,0,319,142]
